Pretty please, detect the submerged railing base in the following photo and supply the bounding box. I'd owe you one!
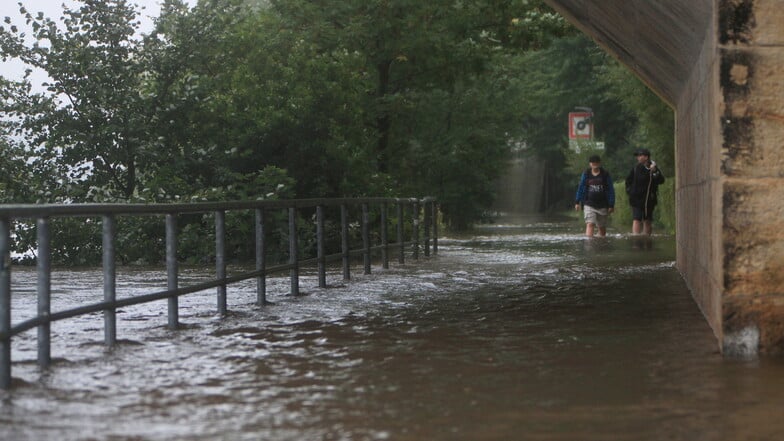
[0,197,438,390]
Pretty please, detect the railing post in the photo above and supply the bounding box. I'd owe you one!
[424,200,432,257]
[397,202,405,264]
[215,210,227,314]
[289,207,299,296]
[255,209,266,305]
[0,218,10,389]
[381,202,389,269]
[317,205,326,288]
[36,217,51,369]
[166,213,179,330]
[362,203,371,275]
[103,215,116,346]
[0,196,440,391]
[432,201,439,255]
[341,204,350,281]
[412,200,420,260]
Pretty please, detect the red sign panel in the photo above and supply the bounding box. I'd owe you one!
[568,112,593,139]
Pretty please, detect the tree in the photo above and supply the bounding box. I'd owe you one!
[168,0,377,199]
[263,0,573,227]
[5,0,623,242]
[1,1,158,201]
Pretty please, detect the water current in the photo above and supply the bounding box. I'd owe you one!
[2,215,784,441]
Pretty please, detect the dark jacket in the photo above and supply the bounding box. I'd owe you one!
[625,162,665,208]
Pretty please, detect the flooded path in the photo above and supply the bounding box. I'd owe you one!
[2,216,784,440]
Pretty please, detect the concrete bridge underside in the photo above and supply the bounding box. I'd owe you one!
[544,0,784,355]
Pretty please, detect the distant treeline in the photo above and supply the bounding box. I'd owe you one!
[0,0,673,264]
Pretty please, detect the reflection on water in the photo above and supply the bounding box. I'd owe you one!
[2,216,784,441]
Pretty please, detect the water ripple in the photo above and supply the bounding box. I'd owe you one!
[2,223,784,440]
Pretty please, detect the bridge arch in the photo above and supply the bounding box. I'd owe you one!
[545,0,784,355]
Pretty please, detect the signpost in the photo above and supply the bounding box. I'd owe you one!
[568,108,603,153]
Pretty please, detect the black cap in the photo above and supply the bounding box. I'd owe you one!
[588,155,601,163]
[634,148,651,156]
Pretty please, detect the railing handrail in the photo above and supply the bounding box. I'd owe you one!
[0,196,439,390]
[0,197,423,218]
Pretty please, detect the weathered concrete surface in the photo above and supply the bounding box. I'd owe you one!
[545,0,784,355]
[719,0,784,355]
[543,0,712,105]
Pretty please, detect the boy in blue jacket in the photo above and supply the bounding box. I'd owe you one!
[575,155,615,237]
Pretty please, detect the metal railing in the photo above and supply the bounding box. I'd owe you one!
[0,196,438,390]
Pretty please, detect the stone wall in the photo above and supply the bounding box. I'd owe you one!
[718,0,784,355]
[676,0,784,355]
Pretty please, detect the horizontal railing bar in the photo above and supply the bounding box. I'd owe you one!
[322,241,413,263]
[0,197,424,219]
[7,266,275,338]
[2,239,421,339]
[9,283,218,338]
[325,254,343,264]
[0,196,439,391]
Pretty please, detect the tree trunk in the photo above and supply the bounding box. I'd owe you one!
[375,59,392,173]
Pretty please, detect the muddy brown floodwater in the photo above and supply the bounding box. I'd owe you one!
[2,216,784,440]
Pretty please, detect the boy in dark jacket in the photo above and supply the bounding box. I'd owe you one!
[625,148,665,235]
[574,155,615,237]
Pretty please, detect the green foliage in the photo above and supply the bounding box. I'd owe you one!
[611,181,632,231]
[266,0,572,229]
[0,135,31,203]
[2,0,678,265]
[565,142,609,177]
[653,179,676,234]
[171,165,299,265]
[1,0,155,200]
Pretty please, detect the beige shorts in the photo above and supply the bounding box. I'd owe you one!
[583,205,609,228]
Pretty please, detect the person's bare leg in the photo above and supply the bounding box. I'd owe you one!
[632,220,642,235]
[643,220,652,236]
[586,223,595,237]
[598,226,607,237]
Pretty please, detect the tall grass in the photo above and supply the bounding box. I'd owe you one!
[611,181,675,234]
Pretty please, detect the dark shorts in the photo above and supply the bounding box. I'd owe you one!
[632,205,656,221]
